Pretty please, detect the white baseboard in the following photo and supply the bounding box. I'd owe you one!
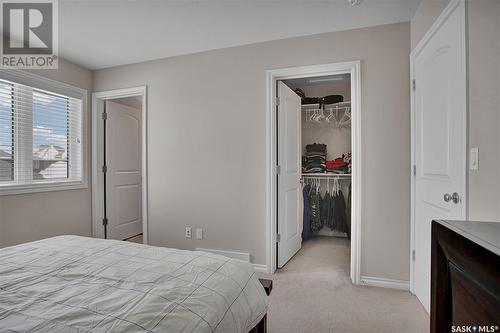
[196,247,268,273]
[317,227,348,237]
[252,264,268,273]
[196,247,250,262]
[360,276,410,290]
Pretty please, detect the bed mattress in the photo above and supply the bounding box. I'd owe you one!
[0,236,268,332]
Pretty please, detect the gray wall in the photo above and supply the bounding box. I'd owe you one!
[410,0,451,49]
[411,0,500,222]
[467,0,500,221]
[0,59,93,247]
[93,22,412,280]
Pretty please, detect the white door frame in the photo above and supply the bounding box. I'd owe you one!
[409,0,467,294]
[266,61,362,284]
[91,86,148,243]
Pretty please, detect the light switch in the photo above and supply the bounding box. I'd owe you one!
[196,228,203,240]
[470,147,479,170]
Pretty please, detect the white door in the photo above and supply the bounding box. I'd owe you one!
[412,0,466,313]
[277,81,302,267]
[105,100,142,240]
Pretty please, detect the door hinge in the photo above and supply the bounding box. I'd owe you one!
[275,97,280,106]
[102,218,108,226]
[102,165,107,173]
[412,250,416,261]
[412,79,416,91]
[413,164,416,176]
[276,233,281,242]
[102,111,107,120]
[275,165,281,175]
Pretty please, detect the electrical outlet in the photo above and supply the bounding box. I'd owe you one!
[185,227,192,239]
[196,228,203,240]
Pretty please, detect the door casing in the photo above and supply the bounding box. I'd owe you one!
[91,86,148,243]
[409,0,468,296]
[266,61,362,284]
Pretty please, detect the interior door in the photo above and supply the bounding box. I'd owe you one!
[413,1,466,313]
[105,100,142,241]
[277,81,302,267]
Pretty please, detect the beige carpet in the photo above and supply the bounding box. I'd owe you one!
[124,234,143,244]
[259,236,429,333]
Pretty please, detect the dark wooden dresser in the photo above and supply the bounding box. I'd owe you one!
[431,220,500,333]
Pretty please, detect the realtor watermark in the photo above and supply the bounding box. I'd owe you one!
[0,0,58,69]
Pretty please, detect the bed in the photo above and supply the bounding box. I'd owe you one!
[0,236,270,332]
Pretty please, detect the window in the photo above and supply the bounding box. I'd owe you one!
[0,71,85,194]
[0,82,13,182]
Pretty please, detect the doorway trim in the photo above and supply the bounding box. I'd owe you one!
[409,0,467,295]
[91,86,148,243]
[266,61,362,284]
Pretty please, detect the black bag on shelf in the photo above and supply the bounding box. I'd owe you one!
[301,97,320,105]
[319,95,344,105]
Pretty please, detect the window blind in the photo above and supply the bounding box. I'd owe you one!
[0,78,83,188]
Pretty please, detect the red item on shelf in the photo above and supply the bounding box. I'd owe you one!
[326,159,346,170]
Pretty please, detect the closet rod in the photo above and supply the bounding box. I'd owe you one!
[302,173,351,178]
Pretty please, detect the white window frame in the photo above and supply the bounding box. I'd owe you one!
[0,68,88,195]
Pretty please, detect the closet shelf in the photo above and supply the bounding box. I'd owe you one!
[301,101,351,111]
[302,173,351,178]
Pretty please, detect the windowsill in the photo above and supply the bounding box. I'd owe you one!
[0,180,87,196]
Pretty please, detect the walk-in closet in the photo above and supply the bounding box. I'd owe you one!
[276,73,352,273]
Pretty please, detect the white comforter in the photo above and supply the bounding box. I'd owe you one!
[0,236,268,332]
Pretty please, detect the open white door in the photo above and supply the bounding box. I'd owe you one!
[105,100,143,240]
[412,0,466,313]
[277,81,302,268]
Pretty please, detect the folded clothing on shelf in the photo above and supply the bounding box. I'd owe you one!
[342,151,352,174]
[326,158,348,174]
[326,159,345,169]
[306,143,327,153]
[303,143,327,173]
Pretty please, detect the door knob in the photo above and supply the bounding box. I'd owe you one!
[444,192,460,204]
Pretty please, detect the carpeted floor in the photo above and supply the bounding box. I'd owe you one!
[260,236,429,333]
[124,234,143,244]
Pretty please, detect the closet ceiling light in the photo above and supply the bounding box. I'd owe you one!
[348,0,362,6]
[307,77,345,84]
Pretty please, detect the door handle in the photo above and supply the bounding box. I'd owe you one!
[444,192,460,204]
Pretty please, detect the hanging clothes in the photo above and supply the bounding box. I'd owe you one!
[320,191,331,230]
[309,187,322,234]
[302,184,311,241]
[333,190,348,233]
[328,193,336,230]
[346,183,351,239]
[300,183,304,236]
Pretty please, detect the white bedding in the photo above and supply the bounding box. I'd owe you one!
[0,236,268,332]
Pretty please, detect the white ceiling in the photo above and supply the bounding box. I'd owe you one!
[59,0,421,70]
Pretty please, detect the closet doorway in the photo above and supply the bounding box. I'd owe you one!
[266,62,361,284]
[91,87,148,244]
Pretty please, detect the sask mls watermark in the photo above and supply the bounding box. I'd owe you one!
[0,0,58,69]
[451,325,500,333]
